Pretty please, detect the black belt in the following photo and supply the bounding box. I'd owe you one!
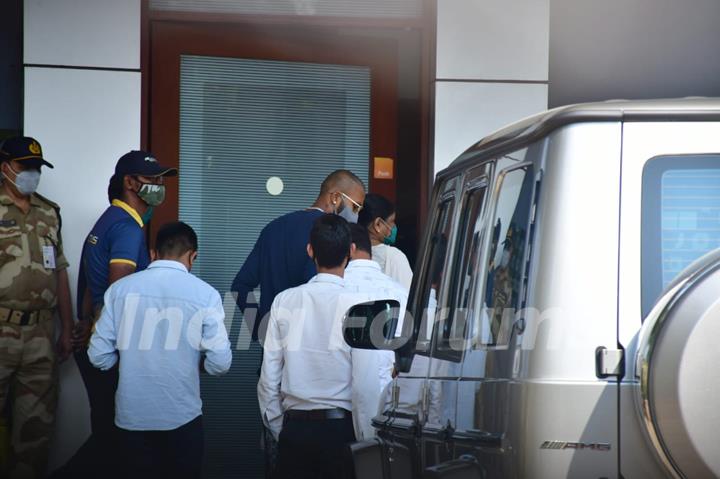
[0,307,53,326]
[284,408,351,421]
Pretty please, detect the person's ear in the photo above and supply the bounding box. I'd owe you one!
[349,243,357,258]
[373,217,384,234]
[150,249,158,262]
[123,174,136,191]
[188,250,198,270]
[306,243,313,260]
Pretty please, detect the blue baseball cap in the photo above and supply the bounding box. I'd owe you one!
[115,150,177,178]
[0,136,54,169]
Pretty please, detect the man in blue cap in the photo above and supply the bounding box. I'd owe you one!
[0,136,74,478]
[51,150,177,478]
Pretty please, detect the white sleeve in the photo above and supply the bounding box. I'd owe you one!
[257,301,284,440]
[201,291,232,375]
[88,288,118,370]
[351,349,394,441]
[386,247,413,291]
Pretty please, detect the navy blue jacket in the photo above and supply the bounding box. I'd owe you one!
[231,209,324,340]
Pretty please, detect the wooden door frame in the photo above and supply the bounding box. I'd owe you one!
[140,0,435,243]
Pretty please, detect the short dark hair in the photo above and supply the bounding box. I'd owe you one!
[349,224,372,256]
[156,222,198,258]
[319,169,365,195]
[310,214,352,268]
[107,174,124,204]
[358,193,395,229]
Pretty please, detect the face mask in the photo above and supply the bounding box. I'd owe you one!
[4,163,41,196]
[383,224,398,246]
[137,183,166,207]
[335,196,359,224]
[141,206,154,225]
[338,206,359,224]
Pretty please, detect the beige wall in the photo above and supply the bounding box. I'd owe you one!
[434,0,549,175]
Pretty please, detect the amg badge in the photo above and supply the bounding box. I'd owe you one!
[540,441,611,451]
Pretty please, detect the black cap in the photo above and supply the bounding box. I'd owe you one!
[114,150,177,178]
[0,136,54,169]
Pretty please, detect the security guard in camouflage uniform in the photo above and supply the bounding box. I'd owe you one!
[0,136,73,478]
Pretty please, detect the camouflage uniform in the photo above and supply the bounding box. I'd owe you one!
[0,190,68,478]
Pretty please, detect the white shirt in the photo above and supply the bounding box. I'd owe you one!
[88,260,232,431]
[343,259,408,440]
[257,273,369,440]
[371,244,413,290]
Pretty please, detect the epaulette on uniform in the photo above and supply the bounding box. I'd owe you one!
[33,192,62,231]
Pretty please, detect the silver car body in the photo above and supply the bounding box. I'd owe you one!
[353,98,720,478]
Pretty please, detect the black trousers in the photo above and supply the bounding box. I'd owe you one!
[276,414,356,479]
[50,349,120,478]
[119,415,204,479]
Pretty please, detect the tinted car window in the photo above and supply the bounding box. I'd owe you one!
[642,155,720,317]
[433,178,488,358]
[477,164,535,347]
[414,194,456,353]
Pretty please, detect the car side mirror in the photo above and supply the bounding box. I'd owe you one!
[343,299,405,350]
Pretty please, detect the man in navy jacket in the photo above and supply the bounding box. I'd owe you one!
[231,169,364,479]
[231,169,365,341]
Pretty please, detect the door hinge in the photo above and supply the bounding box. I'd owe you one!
[595,346,625,379]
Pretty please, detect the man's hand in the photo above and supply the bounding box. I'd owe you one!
[72,319,92,351]
[56,328,73,362]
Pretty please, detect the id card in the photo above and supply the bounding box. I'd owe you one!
[42,245,56,269]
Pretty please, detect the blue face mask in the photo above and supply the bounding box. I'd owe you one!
[335,192,360,224]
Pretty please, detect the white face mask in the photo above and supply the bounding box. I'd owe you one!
[3,163,41,196]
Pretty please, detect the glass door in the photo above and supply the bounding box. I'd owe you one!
[179,55,370,477]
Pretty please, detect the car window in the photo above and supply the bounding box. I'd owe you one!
[432,171,489,359]
[474,164,535,348]
[414,193,456,354]
[641,154,720,317]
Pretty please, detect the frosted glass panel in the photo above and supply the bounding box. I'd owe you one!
[151,0,422,18]
[179,55,370,477]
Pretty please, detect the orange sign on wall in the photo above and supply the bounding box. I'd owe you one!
[373,156,394,180]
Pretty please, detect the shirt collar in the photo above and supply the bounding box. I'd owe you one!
[0,191,42,207]
[310,272,345,286]
[148,259,188,273]
[347,259,381,271]
[111,199,144,227]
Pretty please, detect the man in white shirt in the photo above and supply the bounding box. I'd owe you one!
[258,214,365,479]
[344,224,408,440]
[88,222,232,479]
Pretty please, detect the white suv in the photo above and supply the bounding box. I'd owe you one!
[344,98,720,478]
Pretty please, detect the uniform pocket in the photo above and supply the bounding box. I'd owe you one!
[0,227,24,268]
